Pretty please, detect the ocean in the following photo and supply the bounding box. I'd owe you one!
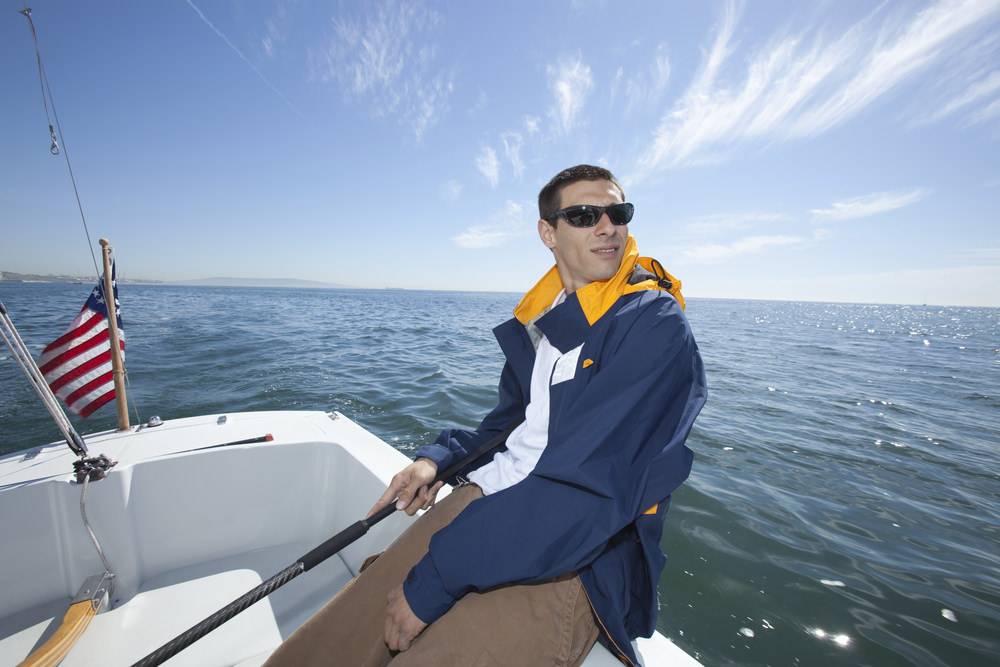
[1,282,998,666]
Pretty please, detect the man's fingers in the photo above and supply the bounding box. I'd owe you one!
[421,481,444,510]
[367,477,404,518]
[395,485,417,511]
[407,486,429,516]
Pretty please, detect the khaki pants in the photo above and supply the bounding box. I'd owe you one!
[264,485,599,666]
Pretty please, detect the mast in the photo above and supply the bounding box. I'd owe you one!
[99,238,129,431]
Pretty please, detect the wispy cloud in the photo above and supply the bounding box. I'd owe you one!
[810,189,926,222]
[309,0,454,140]
[185,0,302,117]
[967,97,1000,125]
[548,55,593,134]
[791,0,999,137]
[622,44,671,114]
[468,89,488,115]
[682,234,804,263]
[261,2,289,59]
[684,212,789,235]
[610,67,624,109]
[501,132,525,179]
[635,0,1000,173]
[452,201,530,249]
[524,115,541,134]
[475,146,500,188]
[441,179,463,200]
[915,70,1000,126]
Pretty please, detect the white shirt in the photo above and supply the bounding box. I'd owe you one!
[469,291,566,495]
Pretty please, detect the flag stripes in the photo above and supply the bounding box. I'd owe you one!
[38,263,125,418]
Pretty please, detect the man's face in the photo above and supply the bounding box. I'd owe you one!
[538,179,628,293]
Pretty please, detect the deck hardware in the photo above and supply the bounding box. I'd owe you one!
[73,454,117,484]
[146,415,163,427]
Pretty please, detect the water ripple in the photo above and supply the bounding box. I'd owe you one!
[2,287,998,665]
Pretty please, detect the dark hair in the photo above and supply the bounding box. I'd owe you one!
[538,164,625,224]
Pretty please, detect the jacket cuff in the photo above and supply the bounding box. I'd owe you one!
[403,554,456,625]
[413,444,454,471]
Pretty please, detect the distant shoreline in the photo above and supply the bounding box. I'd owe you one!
[0,272,350,289]
[3,278,997,308]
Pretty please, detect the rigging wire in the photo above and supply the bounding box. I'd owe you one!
[19,5,102,281]
[19,6,139,426]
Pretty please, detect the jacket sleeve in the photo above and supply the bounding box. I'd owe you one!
[413,360,526,481]
[403,296,707,624]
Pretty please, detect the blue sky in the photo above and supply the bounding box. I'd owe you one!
[2,0,998,306]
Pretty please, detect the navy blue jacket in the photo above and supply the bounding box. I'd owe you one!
[405,251,707,664]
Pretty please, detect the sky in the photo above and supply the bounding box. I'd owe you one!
[1,0,998,306]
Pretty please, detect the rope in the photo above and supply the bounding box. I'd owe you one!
[125,369,143,426]
[81,472,116,598]
[19,10,140,427]
[19,7,57,154]
[113,262,142,426]
[19,5,102,281]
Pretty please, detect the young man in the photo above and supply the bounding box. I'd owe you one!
[266,165,707,666]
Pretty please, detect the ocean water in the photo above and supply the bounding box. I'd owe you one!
[1,282,998,666]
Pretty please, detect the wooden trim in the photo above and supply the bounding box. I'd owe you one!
[18,600,97,667]
[98,238,129,431]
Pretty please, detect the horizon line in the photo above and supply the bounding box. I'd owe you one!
[2,274,996,309]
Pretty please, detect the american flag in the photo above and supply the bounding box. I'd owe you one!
[38,264,125,418]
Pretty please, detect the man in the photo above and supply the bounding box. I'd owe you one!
[266,164,707,666]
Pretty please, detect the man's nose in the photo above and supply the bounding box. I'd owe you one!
[593,212,616,236]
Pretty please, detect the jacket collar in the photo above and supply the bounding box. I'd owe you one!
[513,235,683,327]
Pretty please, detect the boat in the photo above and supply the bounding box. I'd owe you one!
[4,8,701,662]
[0,410,701,666]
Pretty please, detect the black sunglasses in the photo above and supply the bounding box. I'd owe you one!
[549,202,634,228]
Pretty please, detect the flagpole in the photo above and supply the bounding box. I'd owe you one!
[99,238,129,431]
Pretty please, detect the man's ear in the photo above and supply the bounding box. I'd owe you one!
[538,218,557,249]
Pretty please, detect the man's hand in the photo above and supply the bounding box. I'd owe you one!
[384,584,427,652]
[367,458,444,518]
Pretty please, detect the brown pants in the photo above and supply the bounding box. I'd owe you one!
[264,485,599,666]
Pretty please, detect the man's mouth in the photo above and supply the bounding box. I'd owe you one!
[591,246,619,256]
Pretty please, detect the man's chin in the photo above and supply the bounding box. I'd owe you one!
[588,268,620,284]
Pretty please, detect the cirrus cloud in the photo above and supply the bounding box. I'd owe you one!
[309,0,454,140]
[452,201,530,249]
[682,234,804,263]
[548,55,593,134]
[634,0,1000,174]
[475,146,500,188]
[810,189,926,222]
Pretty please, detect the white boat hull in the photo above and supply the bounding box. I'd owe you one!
[0,411,698,665]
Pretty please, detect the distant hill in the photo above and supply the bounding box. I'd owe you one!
[172,277,354,288]
[0,271,160,284]
[1,271,351,289]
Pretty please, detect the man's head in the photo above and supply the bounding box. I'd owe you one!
[537,164,631,293]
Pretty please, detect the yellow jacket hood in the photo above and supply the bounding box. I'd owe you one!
[513,235,685,326]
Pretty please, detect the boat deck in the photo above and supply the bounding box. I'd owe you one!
[0,411,698,665]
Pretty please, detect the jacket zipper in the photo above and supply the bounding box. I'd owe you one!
[580,582,635,666]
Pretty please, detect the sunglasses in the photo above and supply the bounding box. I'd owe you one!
[548,202,634,228]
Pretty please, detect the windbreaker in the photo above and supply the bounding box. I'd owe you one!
[405,236,707,665]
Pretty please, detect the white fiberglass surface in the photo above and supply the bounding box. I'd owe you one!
[0,435,416,665]
[0,412,697,665]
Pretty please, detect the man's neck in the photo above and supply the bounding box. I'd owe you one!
[554,265,584,294]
